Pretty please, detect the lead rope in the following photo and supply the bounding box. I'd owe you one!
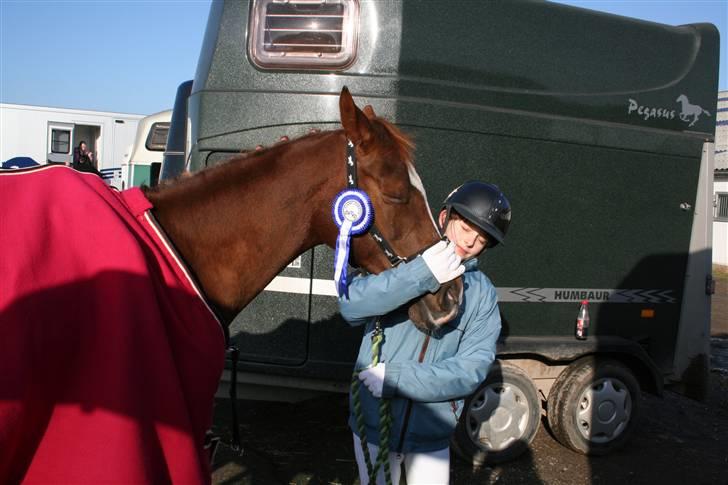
[351,318,393,485]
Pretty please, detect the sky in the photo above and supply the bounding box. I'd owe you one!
[0,0,726,115]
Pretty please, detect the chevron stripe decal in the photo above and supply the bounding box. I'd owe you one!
[261,277,678,304]
[497,288,677,304]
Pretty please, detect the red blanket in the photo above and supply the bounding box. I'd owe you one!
[0,166,226,484]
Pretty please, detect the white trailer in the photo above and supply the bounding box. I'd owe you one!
[715,92,728,266]
[0,103,145,178]
[123,110,172,189]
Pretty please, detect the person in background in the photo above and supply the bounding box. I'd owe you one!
[339,181,511,485]
[72,141,100,175]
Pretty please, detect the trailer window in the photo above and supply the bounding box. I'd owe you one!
[249,0,359,70]
[716,192,728,222]
[145,122,170,151]
[51,129,70,154]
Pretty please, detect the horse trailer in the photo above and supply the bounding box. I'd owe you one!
[0,103,143,174]
[123,109,172,189]
[161,0,719,462]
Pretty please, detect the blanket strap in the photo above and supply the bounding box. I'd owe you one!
[228,345,243,453]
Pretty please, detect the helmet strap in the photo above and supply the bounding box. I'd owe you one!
[441,207,452,240]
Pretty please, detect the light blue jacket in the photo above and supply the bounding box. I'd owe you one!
[339,257,501,453]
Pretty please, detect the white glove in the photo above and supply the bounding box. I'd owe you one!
[421,241,464,284]
[358,363,386,398]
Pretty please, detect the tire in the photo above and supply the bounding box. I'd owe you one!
[546,357,640,455]
[452,362,541,465]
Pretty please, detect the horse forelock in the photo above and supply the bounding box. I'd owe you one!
[373,117,414,165]
[366,118,437,232]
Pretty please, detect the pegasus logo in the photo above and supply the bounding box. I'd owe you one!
[676,94,711,127]
[626,94,712,128]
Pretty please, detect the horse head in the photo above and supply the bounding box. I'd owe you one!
[338,87,463,331]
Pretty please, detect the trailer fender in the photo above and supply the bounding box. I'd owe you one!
[496,336,663,396]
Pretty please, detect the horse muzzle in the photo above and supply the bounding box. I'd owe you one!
[408,276,464,332]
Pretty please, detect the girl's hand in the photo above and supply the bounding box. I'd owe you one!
[358,363,386,398]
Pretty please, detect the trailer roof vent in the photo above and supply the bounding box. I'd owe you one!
[249,0,359,70]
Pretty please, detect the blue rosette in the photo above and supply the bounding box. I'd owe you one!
[332,189,374,297]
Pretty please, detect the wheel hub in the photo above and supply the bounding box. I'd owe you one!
[597,400,616,421]
[467,383,530,451]
[576,377,632,443]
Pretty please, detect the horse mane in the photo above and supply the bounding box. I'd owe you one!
[144,129,332,194]
[145,117,414,195]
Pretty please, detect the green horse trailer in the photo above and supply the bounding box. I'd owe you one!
[161,0,719,463]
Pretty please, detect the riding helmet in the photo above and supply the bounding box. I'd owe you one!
[442,181,511,248]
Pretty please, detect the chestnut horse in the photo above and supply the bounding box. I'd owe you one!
[0,88,461,483]
[146,88,462,328]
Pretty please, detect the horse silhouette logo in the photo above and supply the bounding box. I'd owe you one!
[676,94,711,127]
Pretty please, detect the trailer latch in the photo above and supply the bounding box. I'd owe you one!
[706,275,715,295]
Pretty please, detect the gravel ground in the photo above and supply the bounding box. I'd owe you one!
[210,376,728,485]
[210,276,728,485]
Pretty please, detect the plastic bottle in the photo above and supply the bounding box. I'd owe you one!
[575,300,590,340]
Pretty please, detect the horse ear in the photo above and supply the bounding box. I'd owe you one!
[363,105,376,119]
[339,87,374,146]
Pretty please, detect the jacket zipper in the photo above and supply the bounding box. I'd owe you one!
[395,334,431,453]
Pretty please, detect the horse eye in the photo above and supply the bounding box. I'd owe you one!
[382,193,408,204]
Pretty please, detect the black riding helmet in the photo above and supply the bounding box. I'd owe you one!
[442,181,511,248]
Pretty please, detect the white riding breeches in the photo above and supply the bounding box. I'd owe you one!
[352,433,450,485]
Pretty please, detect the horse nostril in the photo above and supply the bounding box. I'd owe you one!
[437,285,458,311]
[446,282,463,307]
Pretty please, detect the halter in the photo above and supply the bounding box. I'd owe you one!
[344,139,439,268]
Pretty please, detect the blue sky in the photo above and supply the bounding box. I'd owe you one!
[1,0,726,115]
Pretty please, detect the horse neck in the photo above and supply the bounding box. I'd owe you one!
[145,131,346,321]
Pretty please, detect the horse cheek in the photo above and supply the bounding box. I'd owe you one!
[407,300,431,332]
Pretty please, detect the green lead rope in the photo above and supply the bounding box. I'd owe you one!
[351,318,393,485]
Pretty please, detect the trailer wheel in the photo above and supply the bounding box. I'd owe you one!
[547,357,640,455]
[452,362,540,465]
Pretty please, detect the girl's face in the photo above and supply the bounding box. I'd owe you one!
[438,210,488,260]
[80,143,87,151]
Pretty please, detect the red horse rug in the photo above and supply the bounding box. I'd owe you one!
[0,166,226,484]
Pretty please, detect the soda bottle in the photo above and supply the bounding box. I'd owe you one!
[575,300,590,340]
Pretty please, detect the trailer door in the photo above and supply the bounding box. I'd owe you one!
[47,122,73,164]
[110,119,137,170]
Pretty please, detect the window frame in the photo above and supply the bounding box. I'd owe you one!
[145,122,170,152]
[248,0,359,71]
[50,129,71,154]
[716,192,728,222]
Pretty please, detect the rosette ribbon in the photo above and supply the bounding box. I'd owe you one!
[332,189,374,297]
